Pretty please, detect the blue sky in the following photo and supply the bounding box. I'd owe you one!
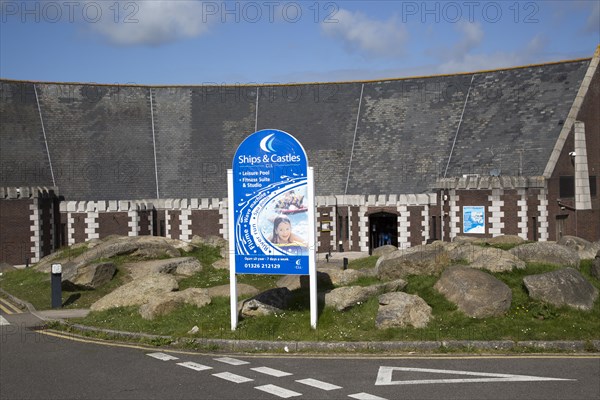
[1,0,598,84]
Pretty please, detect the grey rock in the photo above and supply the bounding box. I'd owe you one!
[125,257,200,279]
[372,245,398,257]
[61,262,116,290]
[0,262,16,273]
[206,284,259,298]
[90,274,178,311]
[449,243,526,272]
[191,235,228,258]
[452,236,479,244]
[376,246,450,280]
[523,268,598,311]
[557,236,600,260]
[212,258,229,270]
[434,266,512,318]
[376,292,432,329]
[510,242,580,268]
[485,235,527,246]
[324,279,406,311]
[138,288,211,320]
[240,288,292,318]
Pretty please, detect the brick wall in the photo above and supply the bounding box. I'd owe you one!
[190,210,220,237]
[98,212,129,238]
[0,199,33,265]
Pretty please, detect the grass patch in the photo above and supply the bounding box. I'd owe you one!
[348,256,378,270]
[182,244,223,267]
[5,247,600,344]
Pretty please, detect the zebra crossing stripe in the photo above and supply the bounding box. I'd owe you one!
[255,384,302,398]
[177,362,212,371]
[214,357,250,366]
[296,378,342,390]
[146,352,179,361]
[348,393,388,400]
[251,366,293,377]
[212,372,254,383]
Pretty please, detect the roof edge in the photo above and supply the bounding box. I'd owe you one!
[0,56,594,89]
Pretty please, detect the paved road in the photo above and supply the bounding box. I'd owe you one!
[1,310,599,400]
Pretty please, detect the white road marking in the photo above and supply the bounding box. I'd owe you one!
[146,352,179,361]
[251,366,293,377]
[255,384,302,398]
[375,366,575,386]
[348,393,388,400]
[212,372,254,383]
[177,361,212,372]
[296,378,342,390]
[0,316,9,326]
[214,357,250,366]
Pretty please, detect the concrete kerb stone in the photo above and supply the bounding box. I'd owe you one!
[2,289,599,353]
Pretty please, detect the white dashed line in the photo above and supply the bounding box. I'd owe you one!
[214,357,250,366]
[296,378,342,391]
[146,352,179,361]
[0,316,10,326]
[176,361,213,372]
[255,384,302,398]
[212,372,254,383]
[348,393,388,400]
[251,367,293,377]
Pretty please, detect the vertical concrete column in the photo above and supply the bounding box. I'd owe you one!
[329,206,337,251]
[180,208,192,241]
[359,205,369,252]
[67,201,76,245]
[421,206,430,245]
[538,188,549,241]
[218,198,228,240]
[85,202,99,240]
[165,209,171,238]
[128,207,139,237]
[398,205,410,249]
[517,189,528,240]
[449,190,460,239]
[29,198,41,263]
[574,121,592,210]
[48,201,55,253]
[488,189,505,237]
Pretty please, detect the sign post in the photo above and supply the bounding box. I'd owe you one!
[228,129,317,330]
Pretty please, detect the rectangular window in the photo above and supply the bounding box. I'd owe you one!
[590,176,597,197]
[559,176,575,198]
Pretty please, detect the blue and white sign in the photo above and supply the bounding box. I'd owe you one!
[463,206,485,234]
[231,129,311,275]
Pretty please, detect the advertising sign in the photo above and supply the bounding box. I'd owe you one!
[463,206,485,234]
[231,129,311,275]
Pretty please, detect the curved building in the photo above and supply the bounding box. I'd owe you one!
[1,47,599,265]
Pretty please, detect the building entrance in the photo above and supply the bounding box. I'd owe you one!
[369,212,398,253]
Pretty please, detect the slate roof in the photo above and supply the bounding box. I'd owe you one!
[0,58,591,200]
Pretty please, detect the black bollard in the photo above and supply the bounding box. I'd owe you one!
[343,257,348,270]
[50,263,62,309]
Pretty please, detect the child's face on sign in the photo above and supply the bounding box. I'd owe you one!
[276,221,292,241]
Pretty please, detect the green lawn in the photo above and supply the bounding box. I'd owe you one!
[2,243,599,344]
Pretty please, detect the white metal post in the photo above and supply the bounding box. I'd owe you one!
[308,167,317,329]
[227,170,238,331]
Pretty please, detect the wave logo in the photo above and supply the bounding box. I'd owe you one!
[259,133,276,153]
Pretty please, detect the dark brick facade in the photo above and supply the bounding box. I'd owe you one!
[98,213,129,238]
[190,210,221,237]
[0,199,33,265]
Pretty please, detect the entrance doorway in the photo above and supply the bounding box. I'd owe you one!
[369,212,398,253]
[555,214,568,241]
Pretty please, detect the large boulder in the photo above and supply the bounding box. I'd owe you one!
[592,250,600,280]
[61,262,116,290]
[139,288,211,320]
[557,236,600,260]
[376,246,450,280]
[35,236,182,273]
[510,242,580,268]
[449,244,526,272]
[523,268,598,311]
[375,292,432,329]
[206,284,259,298]
[90,274,178,311]
[191,235,228,258]
[239,288,292,318]
[324,280,407,311]
[485,235,527,246]
[125,257,201,279]
[276,271,335,291]
[314,267,373,287]
[434,266,512,318]
[372,245,398,257]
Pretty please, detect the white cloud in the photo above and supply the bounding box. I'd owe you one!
[88,1,209,46]
[437,35,547,74]
[320,9,408,58]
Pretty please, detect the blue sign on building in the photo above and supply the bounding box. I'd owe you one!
[231,129,310,275]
